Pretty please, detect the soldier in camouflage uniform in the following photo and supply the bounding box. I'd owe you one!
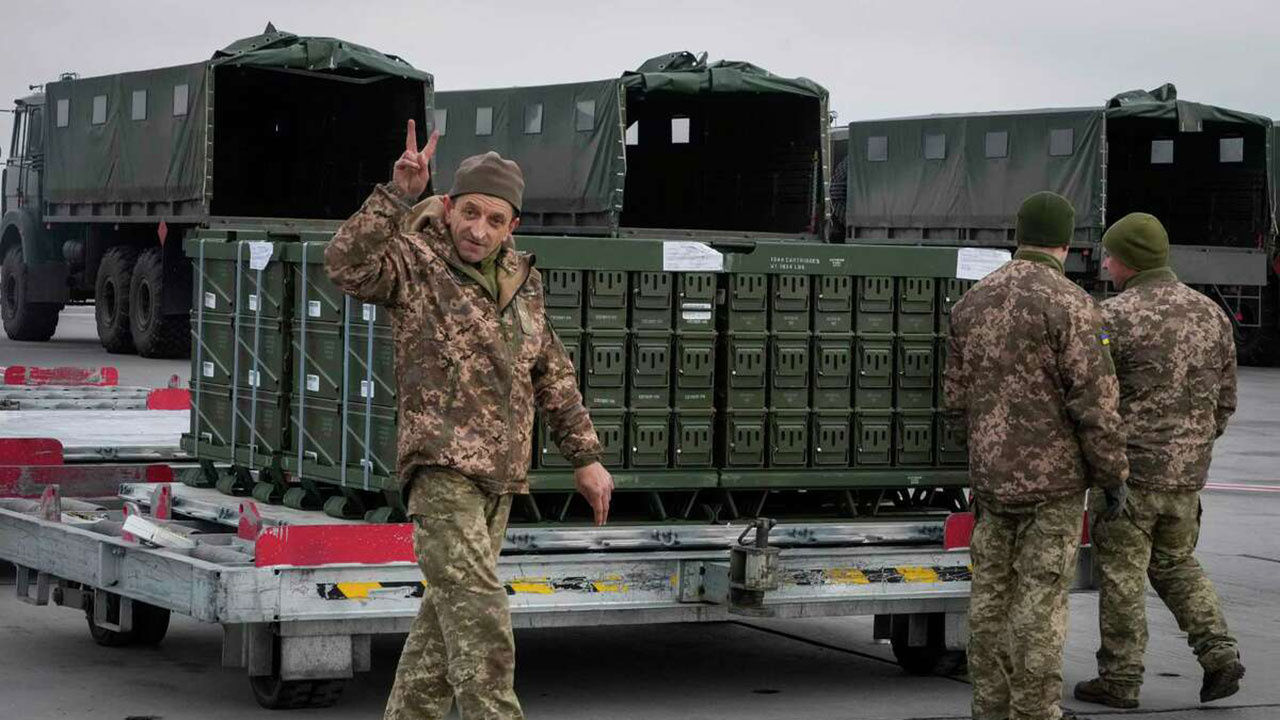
[326,120,615,720]
[944,191,1129,720]
[1074,213,1244,709]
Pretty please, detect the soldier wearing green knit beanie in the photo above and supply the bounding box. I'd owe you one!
[1102,212,1172,289]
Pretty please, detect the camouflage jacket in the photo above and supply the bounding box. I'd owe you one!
[943,249,1128,504]
[1101,268,1236,491]
[325,185,602,495]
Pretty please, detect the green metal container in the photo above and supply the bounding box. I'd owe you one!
[770,274,811,333]
[854,334,894,409]
[814,275,854,334]
[284,241,348,326]
[726,273,768,332]
[291,322,344,402]
[936,411,968,466]
[854,410,893,466]
[288,398,398,487]
[812,411,851,466]
[897,410,935,466]
[630,271,674,331]
[628,409,672,468]
[555,328,584,387]
[586,270,628,329]
[719,411,767,468]
[768,410,810,467]
[812,334,853,409]
[540,408,625,468]
[543,268,585,331]
[189,384,289,460]
[347,323,398,409]
[234,314,290,394]
[938,278,976,336]
[191,312,235,387]
[769,333,811,409]
[673,332,716,409]
[191,252,237,316]
[720,332,767,409]
[583,330,628,409]
[673,410,716,467]
[897,277,937,335]
[674,272,717,333]
[628,332,672,409]
[856,276,895,334]
[896,334,937,410]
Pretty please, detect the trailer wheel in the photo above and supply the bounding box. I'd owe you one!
[1,244,61,341]
[95,246,140,354]
[85,594,172,647]
[889,613,967,676]
[250,673,347,709]
[129,247,191,359]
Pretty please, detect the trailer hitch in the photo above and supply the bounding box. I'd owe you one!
[728,517,780,616]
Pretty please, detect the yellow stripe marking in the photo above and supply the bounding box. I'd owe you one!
[508,580,555,595]
[335,582,382,599]
[592,574,626,593]
[898,566,940,583]
[827,568,870,584]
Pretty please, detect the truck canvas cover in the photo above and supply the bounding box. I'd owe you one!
[434,52,828,236]
[43,26,432,220]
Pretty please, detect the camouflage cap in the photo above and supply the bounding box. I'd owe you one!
[449,151,525,214]
[1015,191,1075,248]
[1102,212,1170,271]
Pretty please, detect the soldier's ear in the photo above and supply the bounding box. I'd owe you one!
[509,216,521,234]
[441,195,453,216]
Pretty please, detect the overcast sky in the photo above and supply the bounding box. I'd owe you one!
[3,0,1279,154]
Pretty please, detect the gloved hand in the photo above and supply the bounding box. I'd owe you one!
[1098,483,1129,522]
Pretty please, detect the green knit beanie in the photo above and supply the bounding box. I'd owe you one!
[1015,191,1075,248]
[449,151,525,214]
[1102,212,1170,271]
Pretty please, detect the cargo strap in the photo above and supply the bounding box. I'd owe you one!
[248,260,264,468]
[295,243,312,477]
[192,239,205,457]
[230,243,243,454]
[362,304,374,491]
[341,297,351,487]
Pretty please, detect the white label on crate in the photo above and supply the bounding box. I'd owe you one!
[306,374,320,392]
[308,300,322,318]
[204,292,217,310]
[247,241,273,271]
[362,303,377,322]
[247,369,260,387]
[202,361,214,378]
[682,311,713,322]
[955,248,1011,281]
[360,380,375,399]
[662,241,724,272]
[248,294,260,312]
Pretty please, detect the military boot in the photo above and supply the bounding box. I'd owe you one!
[1073,677,1139,709]
[1200,659,1245,702]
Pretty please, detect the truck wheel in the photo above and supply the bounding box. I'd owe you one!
[1,244,61,341]
[95,246,140,354]
[85,594,171,647]
[129,247,191,358]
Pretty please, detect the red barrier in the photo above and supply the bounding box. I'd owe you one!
[3,366,120,386]
[146,387,191,410]
[943,511,975,551]
[255,523,415,567]
[0,438,64,465]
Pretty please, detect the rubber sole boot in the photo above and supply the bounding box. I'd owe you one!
[1200,661,1245,703]
[1073,677,1139,709]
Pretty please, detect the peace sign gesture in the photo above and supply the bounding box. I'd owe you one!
[391,118,440,201]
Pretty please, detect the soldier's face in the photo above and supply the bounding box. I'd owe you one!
[445,194,520,263]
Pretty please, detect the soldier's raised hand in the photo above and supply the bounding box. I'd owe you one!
[391,118,439,201]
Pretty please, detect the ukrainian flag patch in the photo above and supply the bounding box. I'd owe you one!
[1099,331,1111,346]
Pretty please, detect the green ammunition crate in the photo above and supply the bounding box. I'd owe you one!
[346,324,398,409]
[812,412,851,466]
[675,272,717,333]
[814,275,854,334]
[768,410,809,467]
[555,328,584,387]
[896,410,935,466]
[629,332,672,409]
[896,335,937,409]
[770,274,811,333]
[937,411,968,466]
[238,252,289,322]
[192,312,289,394]
[769,333,811,409]
[673,332,716,409]
[586,270,628,329]
[629,410,672,468]
[897,277,936,335]
[285,242,347,325]
[726,273,768,332]
[631,271,674,331]
[189,385,289,459]
[191,252,236,315]
[719,411,767,468]
[721,333,767,409]
[812,334,853,409]
[853,410,893,466]
[583,331,627,409]
[856,276,895,334]
[289,399,398,484]
[344,299,393,330]
[543,268,584,331]
[854,334,894,409]
[673,411,715,467]
[540,408,625,468]
[291,322,345,401]
[938,278,976,336]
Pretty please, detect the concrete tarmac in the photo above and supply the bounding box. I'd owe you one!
[0,322,1277,718]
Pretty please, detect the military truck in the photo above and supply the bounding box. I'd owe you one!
[0,26,432,357]
[839,84,1280,364]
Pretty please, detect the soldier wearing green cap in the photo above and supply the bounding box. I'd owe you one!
[1074,212,1244,709]
[944,190,1128,720]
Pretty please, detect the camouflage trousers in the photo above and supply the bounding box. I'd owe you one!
[1089,486,1236,697]
[969,492,1084,720]
[384,470,523,720]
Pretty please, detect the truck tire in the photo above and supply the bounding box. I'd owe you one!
[1,244,61,341]
[95,246,140,354]
[129,247,191,358]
